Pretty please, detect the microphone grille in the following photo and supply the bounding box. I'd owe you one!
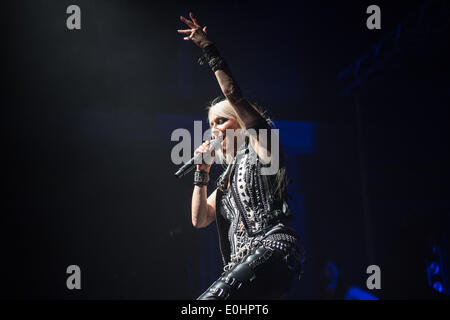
[210,138,222,149]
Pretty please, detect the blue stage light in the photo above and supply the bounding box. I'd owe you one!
[344,286,379,300]
[432,281,443,293]
[428,262,440,275]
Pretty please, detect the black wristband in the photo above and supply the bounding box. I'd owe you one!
[194,170,210,186]
[198,43,228,72]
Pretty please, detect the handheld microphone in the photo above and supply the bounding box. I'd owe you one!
[174,139,221,179]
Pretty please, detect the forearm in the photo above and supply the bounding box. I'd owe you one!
[214,69,263,127]
[191,185,210,228]
[200,42,268,129]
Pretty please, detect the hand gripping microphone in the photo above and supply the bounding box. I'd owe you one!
[174,139,221,178]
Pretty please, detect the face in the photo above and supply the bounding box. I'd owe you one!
[209,115,241,155]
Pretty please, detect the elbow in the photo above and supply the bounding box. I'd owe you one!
[191,207,214,229]
[223,87,235,99]
[223,85,241,103]
[192,218,205,229]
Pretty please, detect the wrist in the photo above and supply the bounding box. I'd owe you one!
[193,170,210,186]
[199,40,213,49]
[197,43,228,72]
[196,165,210,174]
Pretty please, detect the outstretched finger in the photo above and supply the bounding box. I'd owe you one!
[177,29,192,34]
[180,15,195,28]
[189,12,201,27]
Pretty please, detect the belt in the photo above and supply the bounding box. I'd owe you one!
[261,232,298,253]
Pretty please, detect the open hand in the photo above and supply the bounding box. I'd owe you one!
[178,12,212,48]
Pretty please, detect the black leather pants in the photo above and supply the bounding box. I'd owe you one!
[197,246,298,300]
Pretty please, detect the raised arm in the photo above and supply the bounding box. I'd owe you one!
[212,66,269,130]
[178,12,269,131]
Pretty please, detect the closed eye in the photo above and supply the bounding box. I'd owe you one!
[216,117,228,125]
[210,117,228,127]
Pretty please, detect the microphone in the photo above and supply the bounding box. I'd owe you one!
[174,139,221,179]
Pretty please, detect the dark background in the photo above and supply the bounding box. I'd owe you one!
[1,0,449,299]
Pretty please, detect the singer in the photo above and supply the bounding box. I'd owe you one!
[178,12,304,300]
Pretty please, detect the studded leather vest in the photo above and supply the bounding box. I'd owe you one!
[214,138,296,269]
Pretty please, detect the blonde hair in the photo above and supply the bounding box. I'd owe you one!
[208,97,243,126]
